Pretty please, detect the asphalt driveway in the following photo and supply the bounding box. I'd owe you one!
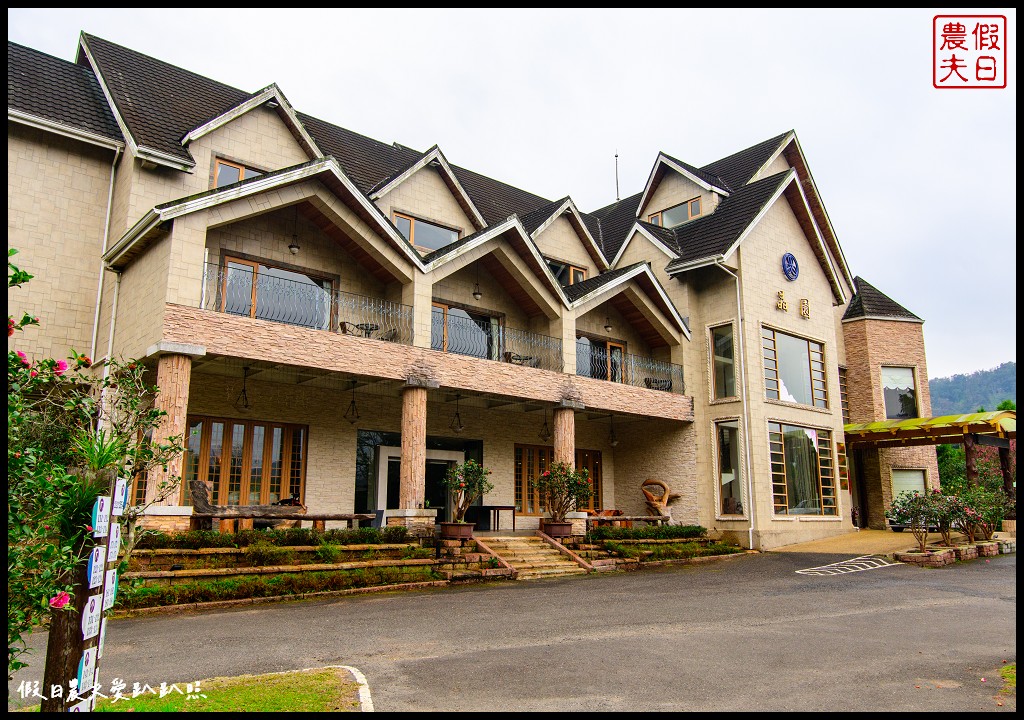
[8,548,1016,712]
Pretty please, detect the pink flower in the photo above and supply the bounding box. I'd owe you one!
[16,350,29,365]
[86,524,94,532]
[49,591,71,609]
[7,318,13,337]
[54,359,68,376]
[30,370,38,378]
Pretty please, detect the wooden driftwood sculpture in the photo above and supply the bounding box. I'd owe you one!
[641,479,681,517]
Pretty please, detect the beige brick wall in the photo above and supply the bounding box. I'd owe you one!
[110,106,311,241]
[842,316,939,527]
[205,207,389,301]
[753,152,790,181]
[182,370,633,530]
[7,124,116,361]
[575,301,652,359]
[374,166,475,251]
[163,303,695,422]
[532,215,599,277]
[430,263,531,331]
[640,171,718,224]
[112,232,172,359]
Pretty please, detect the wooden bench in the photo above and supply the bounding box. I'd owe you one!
[188,480,374,531]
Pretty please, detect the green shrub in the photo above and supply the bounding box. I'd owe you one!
[120,566,442,610]
[313,543,342,564]
[586,524,707,542]
[602,539,741,561]
[243,541,293,567]
[137,524,410,550]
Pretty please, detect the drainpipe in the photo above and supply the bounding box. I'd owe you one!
[90,145,122,362]
[96,271,122,432]
[715,259,757,551]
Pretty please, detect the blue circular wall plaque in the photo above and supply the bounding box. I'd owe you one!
[782,253,799,281]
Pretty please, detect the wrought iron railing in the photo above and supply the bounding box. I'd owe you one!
[431,306,563,371]
[201,262,413,344]
[575,340,684,394]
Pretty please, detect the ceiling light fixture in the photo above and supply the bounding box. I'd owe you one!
[234,367,252,412]
[343,380,360,424]
[449,393,465,434]
[603,317,613,333]
[472,264,483,301]
[539,409,552,443]
[288,205,300,254]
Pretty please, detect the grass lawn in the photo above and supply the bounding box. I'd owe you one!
[94,667,363,712]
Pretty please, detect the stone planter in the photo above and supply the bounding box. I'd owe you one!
[975,541,1000,557]
[951,544,978,561]
[997,539,1016,554]
[438,522,474,540]
[893,549,955,567]
[566,511,588,537]
[542,521,573,539]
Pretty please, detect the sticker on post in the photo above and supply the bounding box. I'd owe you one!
[91,496,111,538]
[88,546,104,589]
[77,646,96,694]
[81,594,102,640]
[107,522,122,563]
[111,477,129,516]
[103,569,119,611]
[69,697,93,712]
[98,618,107,660]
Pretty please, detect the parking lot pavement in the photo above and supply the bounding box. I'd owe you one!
[767,528,974,555]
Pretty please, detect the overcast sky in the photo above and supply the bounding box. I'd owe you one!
[8,8,1016,380]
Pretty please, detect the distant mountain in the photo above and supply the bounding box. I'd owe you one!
[929,362,1016,416]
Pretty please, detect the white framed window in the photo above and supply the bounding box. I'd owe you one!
[710,323,736,399]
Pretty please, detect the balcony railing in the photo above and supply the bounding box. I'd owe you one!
[576,340,684,394]
[201,262,413,344]
[432,306,563,372]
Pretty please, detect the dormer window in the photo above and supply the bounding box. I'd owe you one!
[214,158,263,188]
[546,259,587,287]
[394,212,460,252]
[648,196,701,228]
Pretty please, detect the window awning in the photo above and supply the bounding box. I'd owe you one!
[843,411,1016,449]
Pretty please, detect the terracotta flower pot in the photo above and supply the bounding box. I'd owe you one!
[439,522,474,540]
[543,521,572,539]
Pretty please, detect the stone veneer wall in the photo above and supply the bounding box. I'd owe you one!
[7,125,117,360]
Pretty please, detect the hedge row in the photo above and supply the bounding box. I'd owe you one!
[136,526,409,550]
[585,524,707,541]
[119,565,439,609]
[603,540,742,561]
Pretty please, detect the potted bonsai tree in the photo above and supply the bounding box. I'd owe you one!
[438,459,493,540]
[531,461,592,539]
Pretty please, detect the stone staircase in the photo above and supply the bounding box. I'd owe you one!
[485,535,589,580]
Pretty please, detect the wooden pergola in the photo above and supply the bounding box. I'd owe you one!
[844,411,1016,498]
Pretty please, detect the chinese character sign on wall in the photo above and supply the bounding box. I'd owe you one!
[934,15,1007,89]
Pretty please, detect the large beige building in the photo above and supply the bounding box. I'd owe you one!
[7,34,938,549]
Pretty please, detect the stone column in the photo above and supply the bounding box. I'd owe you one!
[147,353,192,505]
[399,385,428,509]
[553,407,576,466]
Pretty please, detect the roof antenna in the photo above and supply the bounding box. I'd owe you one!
[614,150,620,202]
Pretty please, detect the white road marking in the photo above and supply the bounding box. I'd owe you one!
[796,555,902,576]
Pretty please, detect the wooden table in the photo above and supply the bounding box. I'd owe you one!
[477,505,516,531]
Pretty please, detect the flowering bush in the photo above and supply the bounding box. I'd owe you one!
[441,460,494,523]
[530,461,592,523]
[886,490,936,552]
[7,248,183,681]
[958,485,1007,542]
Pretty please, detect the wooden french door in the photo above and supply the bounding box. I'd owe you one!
[514,444,603,515]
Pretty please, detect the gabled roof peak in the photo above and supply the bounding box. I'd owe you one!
[843,277,923,322]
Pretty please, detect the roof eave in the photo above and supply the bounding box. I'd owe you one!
[530,198,610,271]
[8,108,124,151]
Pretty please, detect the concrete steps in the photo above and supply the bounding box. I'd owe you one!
[486,535,588,580]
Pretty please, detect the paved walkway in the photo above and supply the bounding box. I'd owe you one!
[768,528,962,555]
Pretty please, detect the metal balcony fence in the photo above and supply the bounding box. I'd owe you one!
[201,262,413,344]
[431,306,563,372]
[575,339,684,394]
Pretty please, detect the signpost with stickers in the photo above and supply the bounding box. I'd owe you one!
[39,469,125,713]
